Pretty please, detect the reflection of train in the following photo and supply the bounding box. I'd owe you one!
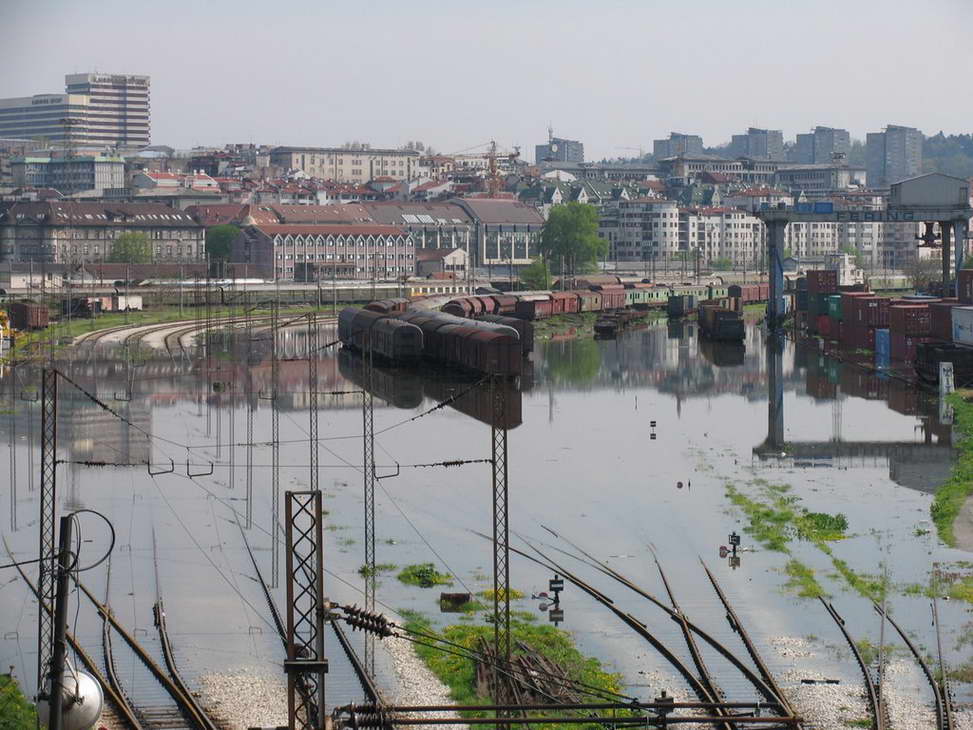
[698,339,745,367]
[337,349,423,408]
[423,375,522,429]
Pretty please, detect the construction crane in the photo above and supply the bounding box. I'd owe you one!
[451,140,520,197]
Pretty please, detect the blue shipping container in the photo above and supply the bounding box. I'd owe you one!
[796,202,813,213]
[875,328,890,369]
[813,201,834,214]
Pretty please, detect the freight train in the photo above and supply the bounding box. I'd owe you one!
[439,281,753,322]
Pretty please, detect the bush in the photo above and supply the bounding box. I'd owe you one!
[397,563,453,587]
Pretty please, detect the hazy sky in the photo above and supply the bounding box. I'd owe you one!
[2,0,971,161]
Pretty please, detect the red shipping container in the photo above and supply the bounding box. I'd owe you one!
[841,292,874,326]
[959,269,973,304]
[889,305,931,336]
[841,323,876,350]
[807,374,837,399]
[890,333,931,363]
[807,270,838,295]
[817,314,831,337]
[857,297,891,327]
[929,301,961,341]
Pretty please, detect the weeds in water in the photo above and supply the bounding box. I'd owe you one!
[357,563,397,578]
[932,392,973,545]
[397,563,453,588]
[478,588,525,601]
[784,560,827,598]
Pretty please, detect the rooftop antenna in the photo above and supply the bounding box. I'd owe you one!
[548,124,553,143]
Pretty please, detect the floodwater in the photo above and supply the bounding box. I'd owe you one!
[1,316,970,716]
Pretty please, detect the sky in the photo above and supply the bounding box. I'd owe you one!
[1,0,971,162]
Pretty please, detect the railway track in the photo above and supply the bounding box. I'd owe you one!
[534,527,791,712]
[873,601,953,729]
[234,512,381,707]
[499,533,778,720]
[819,598,888,730]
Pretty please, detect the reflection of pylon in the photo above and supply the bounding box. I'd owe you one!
[831,393,842,442]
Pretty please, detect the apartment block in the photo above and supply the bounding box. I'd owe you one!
[866,125,923,189]
[535,136,584,164]
[728,128,784,161]
[269,146,420,183]
[653,133,704,159]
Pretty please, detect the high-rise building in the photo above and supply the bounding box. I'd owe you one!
[63,73,150,148]
[866,125,923,188]
[727,127,784,160]
[535,131,584,164]
[653,133,704,159]
[0,73,150,150]
[792,127,850,164]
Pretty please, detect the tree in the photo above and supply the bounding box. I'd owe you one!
[108,232,152,263]
[539,202,606,277]
[206,224,240,262]
[519,257,551,290]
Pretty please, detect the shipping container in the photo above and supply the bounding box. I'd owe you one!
[817,314,831,338]
[827,295,842,320]
[929,301,961,341]
[952,306,973,347]
[813,201,834,214]
[889,305,931,336]
[890,333,931,363]
[959,269,973,304]
[807,269,838,295]
[112,294,143,311]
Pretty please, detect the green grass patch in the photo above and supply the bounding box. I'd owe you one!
[784,560,827,598]
[400,610,624,726]
[948,661,973,683]
[0,673,36,730]
[358,563,397,578]
[932,391,973,545]
[397,563,453,588]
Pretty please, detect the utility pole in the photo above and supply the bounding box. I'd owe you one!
[362,347,376,678]
[36,369,58,697]
[48,514,74,730]
[284,491,327,730]
[490,375,511,705]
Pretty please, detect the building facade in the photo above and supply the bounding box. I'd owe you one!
[11,155,125,194]
[63,73,150,148]
[535,137,584,164]
[728,128,784,161]
[866,125,922,189]
[793,127,850,164]
[230,223,415,281]
[0,201,203,264]
[451,198,545,270]
[0,73,150,149]
[653,133,704,159]
[269,146,420,183]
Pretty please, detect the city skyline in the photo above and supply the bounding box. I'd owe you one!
[1,0,970,160]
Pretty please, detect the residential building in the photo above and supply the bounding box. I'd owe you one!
[653,133,704,159]
[728,128,784,161]
[535,135,584,164]
[866,125,923,189]
[10,155,125,195]
[0,201,204,264]
[230,223,414,281]
[0,73,150,149]
[792,127,850,164]
[451,198,545,270]
[678,207,764,268]
[63,73,151,148]
[269,146,420,183]
[603,198,680,264]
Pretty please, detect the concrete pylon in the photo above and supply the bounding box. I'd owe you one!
[940,221,953,296]
[766,220,787,330]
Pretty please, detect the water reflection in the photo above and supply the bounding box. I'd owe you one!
[755,333,953,493]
